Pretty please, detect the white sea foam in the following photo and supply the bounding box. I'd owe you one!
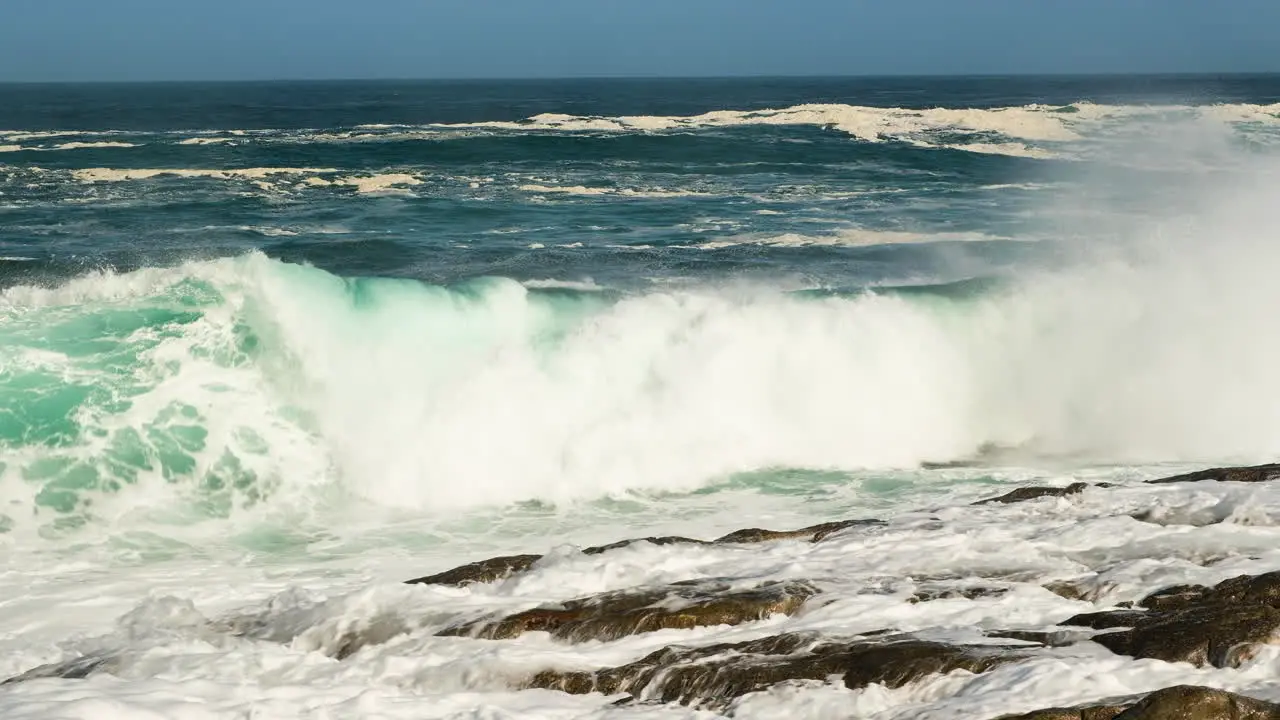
[692,228,1001,249]
[52,141,139,150]
[429,101,1280,159]
[177,137,235,145]
[941,141,1064,159]
[0,144,21,152]
[521,278,607,291]
[338,173,422,194]
[5,464,1280,718]
[519,183,709,198]
[0,130,90,142]
[72,167,338,183]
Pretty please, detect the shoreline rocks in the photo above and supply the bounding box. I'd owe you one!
[1062,571,1280,668]
[405,520,882,587]
[439,579,818,642]
[525,632,1035,708]
[12,461,1280,717]
[998,685,1280,720]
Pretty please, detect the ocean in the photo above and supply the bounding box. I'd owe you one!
[3,75,1280,718]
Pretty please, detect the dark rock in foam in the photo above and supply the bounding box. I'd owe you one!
[1060,571,1280,667]
[973,482,1089,505]
[524,632,1032,707]
[996,685,1280,720]
[439,579,817,642]
[405,519,881,586]
[405,553,543,586]
[1146,462,1280,485]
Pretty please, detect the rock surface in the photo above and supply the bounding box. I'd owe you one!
[405,553,543,586]
[406,519,881,586]
[1147,463,1280,485]
[15,462,1280,715]
[997,685,1280,720]
[1062,571,1280,667]
[439,580,817,642]
[525,632,1032,707]
[974,482,1090,505]
[0,654,119,685]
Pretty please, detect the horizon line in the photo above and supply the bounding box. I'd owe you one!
[2,70,1280,86]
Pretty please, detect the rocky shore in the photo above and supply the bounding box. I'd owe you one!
[9,462,1280,718]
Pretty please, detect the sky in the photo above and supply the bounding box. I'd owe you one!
[2,0,1279,82]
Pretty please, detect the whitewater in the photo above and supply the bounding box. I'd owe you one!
[4,76,1280,719]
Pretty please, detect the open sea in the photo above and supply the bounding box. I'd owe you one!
[3,75,1280,718]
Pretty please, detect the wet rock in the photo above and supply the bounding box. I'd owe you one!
[996,685,1280,720]
[995,703,1128,720]
[582,536,709,555]
[439,580,817,642]
[2,653,120,685]
[713,518,883,544]
[1061,609,1151,630]
[1147,463,1280,485]
[406,519,880,586]
[331,614,415,660]
[1137,583,1212,611]
[405,553,541,586]
[1094,605,1280,668]
[525,632,1032,707]
[1119,685,1280,719]
[985,629,1092,648]
[1043,578,1101,602]
[974,482,1089,505]
[909,584,1010,603]
[1061,572,1280,667]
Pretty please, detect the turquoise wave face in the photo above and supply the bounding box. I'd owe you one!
[4,221,1280,541]
[1,256,1010,537]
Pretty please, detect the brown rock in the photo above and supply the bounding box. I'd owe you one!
[1060,572,1280,668]
[439,580,817,642]
[985,629,1092,648]
[1061,609,1151,630]
[974,482,1089,505]
[406,519,880,586]
[405,553,542,586]
[1,654,119,685]
[996,685,1280,720]
[1093,604,1280,668]
[714,518,883,544]
[995,706,1128,720]
[910,584,1010,603]
[582,536,709,555]
[1043,578,1101,602]
[1147,463,1280,485]
[1138,583,1213,611]
[525,633,1031,707]
[1118,685,1280,719]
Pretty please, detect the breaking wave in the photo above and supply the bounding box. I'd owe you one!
[3,166,1280,537]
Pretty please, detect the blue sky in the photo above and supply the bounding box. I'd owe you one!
[2,0,1278,82]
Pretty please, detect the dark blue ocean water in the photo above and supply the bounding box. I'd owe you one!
[3,75,1277,289]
